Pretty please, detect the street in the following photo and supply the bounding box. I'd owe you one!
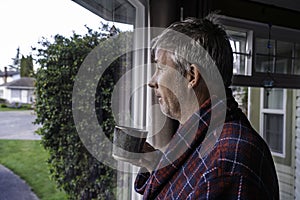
[0,111,41,140]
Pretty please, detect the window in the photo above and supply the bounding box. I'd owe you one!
[260,88,286,157]
[255,38,299,75]
[11,89,21,99]
[0,89,3,98]
[220,15,300,89]
[226,28,253,76]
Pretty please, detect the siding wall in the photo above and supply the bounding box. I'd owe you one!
[249,88,296,199]
[295,90,300,200]
[276,164,295,199]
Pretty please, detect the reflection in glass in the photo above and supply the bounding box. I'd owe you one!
[277,41,293,57]
[256,38,275,55]
[255,55,274,73]
[231,86,248,115]
[275,58,291,74]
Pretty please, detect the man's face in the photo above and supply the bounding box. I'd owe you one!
[148,50,188,121]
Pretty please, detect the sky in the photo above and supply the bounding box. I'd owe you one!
[0,0,132,71]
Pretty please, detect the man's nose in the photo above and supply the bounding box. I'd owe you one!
[148,75,158,89]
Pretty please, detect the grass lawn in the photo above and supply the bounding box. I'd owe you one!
[0,106,32,112]
[0,140,67,200]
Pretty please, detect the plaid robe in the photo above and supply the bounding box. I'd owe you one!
[135,95,279,200]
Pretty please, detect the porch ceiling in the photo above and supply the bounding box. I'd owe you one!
[249,0,300,12]
[72,0,135,25]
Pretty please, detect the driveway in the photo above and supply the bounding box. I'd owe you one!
[0,111,41,140]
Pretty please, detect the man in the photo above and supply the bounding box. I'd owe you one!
[132,16,279,199]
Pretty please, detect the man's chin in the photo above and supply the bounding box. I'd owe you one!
[160,106,176,120]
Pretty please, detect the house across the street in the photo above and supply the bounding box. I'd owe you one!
[0,77,35,104]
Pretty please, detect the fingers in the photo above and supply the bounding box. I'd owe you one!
[113,142,163,172]
[142,142,156,153]
[113,151,162,172]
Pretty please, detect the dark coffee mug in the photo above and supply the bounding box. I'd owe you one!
[112,125,148,161]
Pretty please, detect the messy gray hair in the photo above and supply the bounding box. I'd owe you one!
[151,15,233,88]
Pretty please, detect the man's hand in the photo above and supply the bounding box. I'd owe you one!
[119,142,163,172]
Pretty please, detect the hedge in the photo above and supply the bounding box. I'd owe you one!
[34,26,131,199]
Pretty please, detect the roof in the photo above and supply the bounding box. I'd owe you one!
[0,77,35,88]
[0,70,20,77]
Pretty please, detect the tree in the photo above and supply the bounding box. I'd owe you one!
[20,55,34,77]
[34,25,130,199]
[9,47,20,71]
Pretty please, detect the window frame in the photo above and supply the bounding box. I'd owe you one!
[260,88,287,158]
[11,89,21,100]
[226,26,253,76]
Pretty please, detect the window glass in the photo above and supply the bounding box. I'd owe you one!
[11,89,21,99]
[255,55,274,72]
[256,38,275,55]
[255,38,298,75]
[261,88,285,157]
[275,58,292,74]
[295,43,300,75]
[277,41,293,57]
[228,30,247,53]
[226,28,252,76]
[263,113,284,154]
[263,88,283,109]
[233,53,246,74]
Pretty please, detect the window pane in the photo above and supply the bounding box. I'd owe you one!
[255,55,274,72]
[231,86,248,115]
[256,38,275,55]
[295,43,300,75]
[263,113,283,154]
[263,88,283,109]
[233,54,246,74]
[11,89,21,99]
[227,28,251,75]
[275,58,292,74]
[277,41,293,57]
[228,30,247,53]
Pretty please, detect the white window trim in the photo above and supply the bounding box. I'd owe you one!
[129,0,149,199]
[259,88,287,158]
[225,26,253,76]
[115,1,148,200]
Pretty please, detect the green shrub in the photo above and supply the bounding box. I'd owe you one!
[34,26,129,199]
[0,98,7,104]
[0,104,7,108]
[21,103,33,110]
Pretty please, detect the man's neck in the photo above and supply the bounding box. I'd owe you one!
[179,94,209,125]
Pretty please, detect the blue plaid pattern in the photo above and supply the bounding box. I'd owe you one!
[135,97,279,200]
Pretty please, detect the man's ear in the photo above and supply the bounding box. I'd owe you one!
[187,64,202,89]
